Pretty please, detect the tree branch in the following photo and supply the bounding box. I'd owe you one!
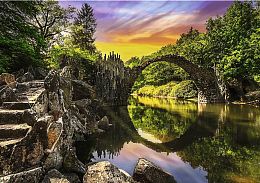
[33,14,44,34]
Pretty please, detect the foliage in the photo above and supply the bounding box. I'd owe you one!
[129,1,260,98]
[47,34,100,84]
[205,1,260,79]
[125,57,141,68]
[169,80,198,98]
[127,59,189,92]
[47,35,99,67]
[72,3,96,53]
[178,133,260,182]
[0,37,44,72]
[0,1,46,73]
[32,0,75,47]
[0,1,96,73]
[134,80,197,99]
[128,99,197,142]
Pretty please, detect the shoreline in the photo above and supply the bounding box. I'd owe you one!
[131,93,198,101]
[131,94,259,107]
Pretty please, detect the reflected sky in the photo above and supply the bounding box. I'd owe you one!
[77,96,260,183]
[92,141,208,183]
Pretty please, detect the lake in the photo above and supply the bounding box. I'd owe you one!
[76,96,260,183]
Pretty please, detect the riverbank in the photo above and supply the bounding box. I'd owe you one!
[132,92,260,107]
[131,94,198,103]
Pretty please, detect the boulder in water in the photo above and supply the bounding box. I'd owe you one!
[83,161,136,183]
[133,158,176,183]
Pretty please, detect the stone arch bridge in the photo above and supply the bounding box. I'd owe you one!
[96,52,228,106]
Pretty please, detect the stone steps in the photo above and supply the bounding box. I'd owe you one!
[28,80,44,88]
[0,167,43,182]
[0,138,23,147]
[16,80,44,88]
[15,80,44,95]
[16,88,45,103]
[0,79,46,176]
[0,124,31,139]
[0,109,27,124]
[2,102,33,110]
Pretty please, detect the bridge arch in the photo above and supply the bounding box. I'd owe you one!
[95,53,228,106]
[130,54,228,104]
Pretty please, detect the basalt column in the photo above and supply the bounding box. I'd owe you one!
[96,52,132,106]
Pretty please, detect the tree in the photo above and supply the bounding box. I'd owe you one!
[205,1,259,79]
[125,57,141,68]
[176,27,200,45]
[72,3,96,52]
[175,28,208,67]
[32,0,75,47]
[0,1,45,73]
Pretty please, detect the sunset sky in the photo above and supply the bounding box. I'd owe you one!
[60,1,233,60]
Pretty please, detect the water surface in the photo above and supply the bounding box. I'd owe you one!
[76,96,260,183]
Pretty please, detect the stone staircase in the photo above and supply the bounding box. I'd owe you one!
[0,80,44,150]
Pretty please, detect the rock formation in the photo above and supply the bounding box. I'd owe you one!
[83,159,177,183]
[0,66,104,182]
[133,158,176,183]
[0,66,179,183]
[83,161,136,183]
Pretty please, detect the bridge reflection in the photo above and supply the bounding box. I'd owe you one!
[76,97,260,183]
[76,98,223,163]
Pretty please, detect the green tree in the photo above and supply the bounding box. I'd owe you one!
[125,56,141,68]
[32,0,75,47]
[72,3,97,52]
[175,28,208,67]
[176,27,200,45]
[0,1,45,73]
[206,1,260,79]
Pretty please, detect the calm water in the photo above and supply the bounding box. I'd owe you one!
[76,96,260,183]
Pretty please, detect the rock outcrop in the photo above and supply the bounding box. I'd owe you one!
[0,66,104,182]
[0,167,44,183]
[0,66,182,183]
[0,86,18,105]
[133,158,176,183]
[72,80,95,101]
[16,72,34,83]
[42,169,72,183]
[83,161,136,183]
[97,116,111,130]
[0,73,15,86]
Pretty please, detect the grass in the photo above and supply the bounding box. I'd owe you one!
[134,80,197,99]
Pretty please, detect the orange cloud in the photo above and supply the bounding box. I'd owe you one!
[130,36,178,45]
[61,1,232,59]
[96,12,206,48]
